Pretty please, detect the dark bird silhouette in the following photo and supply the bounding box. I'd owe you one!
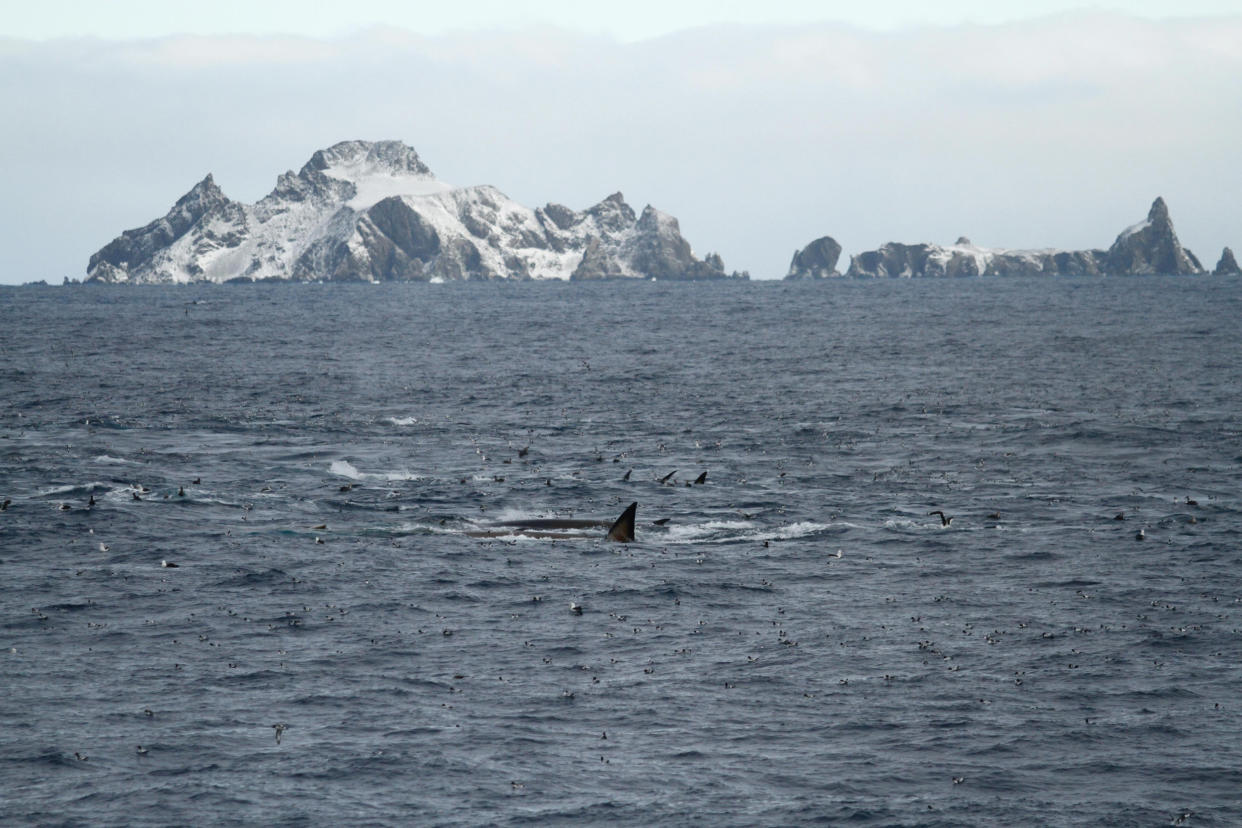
[693,472,707,485]
[928,510,953,526]
[659,470,677,485]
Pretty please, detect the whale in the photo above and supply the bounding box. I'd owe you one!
[465,502,637,542]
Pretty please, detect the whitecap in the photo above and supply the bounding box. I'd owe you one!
[330,459,420,482]
[330,460,363,479]
[660,519,833,545]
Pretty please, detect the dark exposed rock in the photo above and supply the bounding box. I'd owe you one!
[785,236,843,279]
[845,243,935,279]
[1104,197,1203,275]
[1214,247,1240,276]
[834,197,1203,279]
[584,192,637,234]
[540,203,580,232]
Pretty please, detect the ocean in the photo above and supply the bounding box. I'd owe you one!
[2,277,1240,826]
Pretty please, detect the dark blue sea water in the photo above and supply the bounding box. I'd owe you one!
[2,278,1241,826]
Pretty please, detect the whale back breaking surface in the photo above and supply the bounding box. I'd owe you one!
[465,502,637,542]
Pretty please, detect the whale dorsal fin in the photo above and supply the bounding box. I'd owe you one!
[606,502,637,543]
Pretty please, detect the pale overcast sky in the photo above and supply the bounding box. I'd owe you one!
[7,0,1242,39]
[2,1,1240,284]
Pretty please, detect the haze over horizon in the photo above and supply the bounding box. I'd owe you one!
[2,2,1240,284]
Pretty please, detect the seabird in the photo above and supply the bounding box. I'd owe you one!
[622,469,631,481]
[1135,528,1145,541]
[928,510,953,526]
[161,559,179,568]
[693,472,707,485]
[272,723,287,744]
[570,602,584,615]
[99,542,110,552]
[659,470,677,485]
[136,745,148,755]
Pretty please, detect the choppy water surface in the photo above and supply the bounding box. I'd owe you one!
[2,278,1241,826]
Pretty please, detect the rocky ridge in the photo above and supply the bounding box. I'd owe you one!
[787,198,1211,279]
[86,140,745,284]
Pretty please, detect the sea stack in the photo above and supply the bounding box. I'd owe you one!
[1214,247,1241,276]
[1104,196,1204,276]
[785,236,843,279]
[804,196,1206,279]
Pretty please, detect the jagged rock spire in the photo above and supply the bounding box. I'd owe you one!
[1215,246,1241,276]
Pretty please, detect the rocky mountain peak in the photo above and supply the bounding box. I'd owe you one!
[1147,196,1170,224]
[177,173,228,210]
[84,141,741,284]
[302,140,432,178]
[586,192,637,232]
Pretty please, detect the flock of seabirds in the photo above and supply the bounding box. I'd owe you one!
[9,447,1208,781]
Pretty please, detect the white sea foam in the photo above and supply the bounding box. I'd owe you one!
[659,519,832,545]
[329,459,419,481]
[330,460,363,479]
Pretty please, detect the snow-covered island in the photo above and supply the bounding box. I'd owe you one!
[787,197,1234,279]
[85,140,746,284]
